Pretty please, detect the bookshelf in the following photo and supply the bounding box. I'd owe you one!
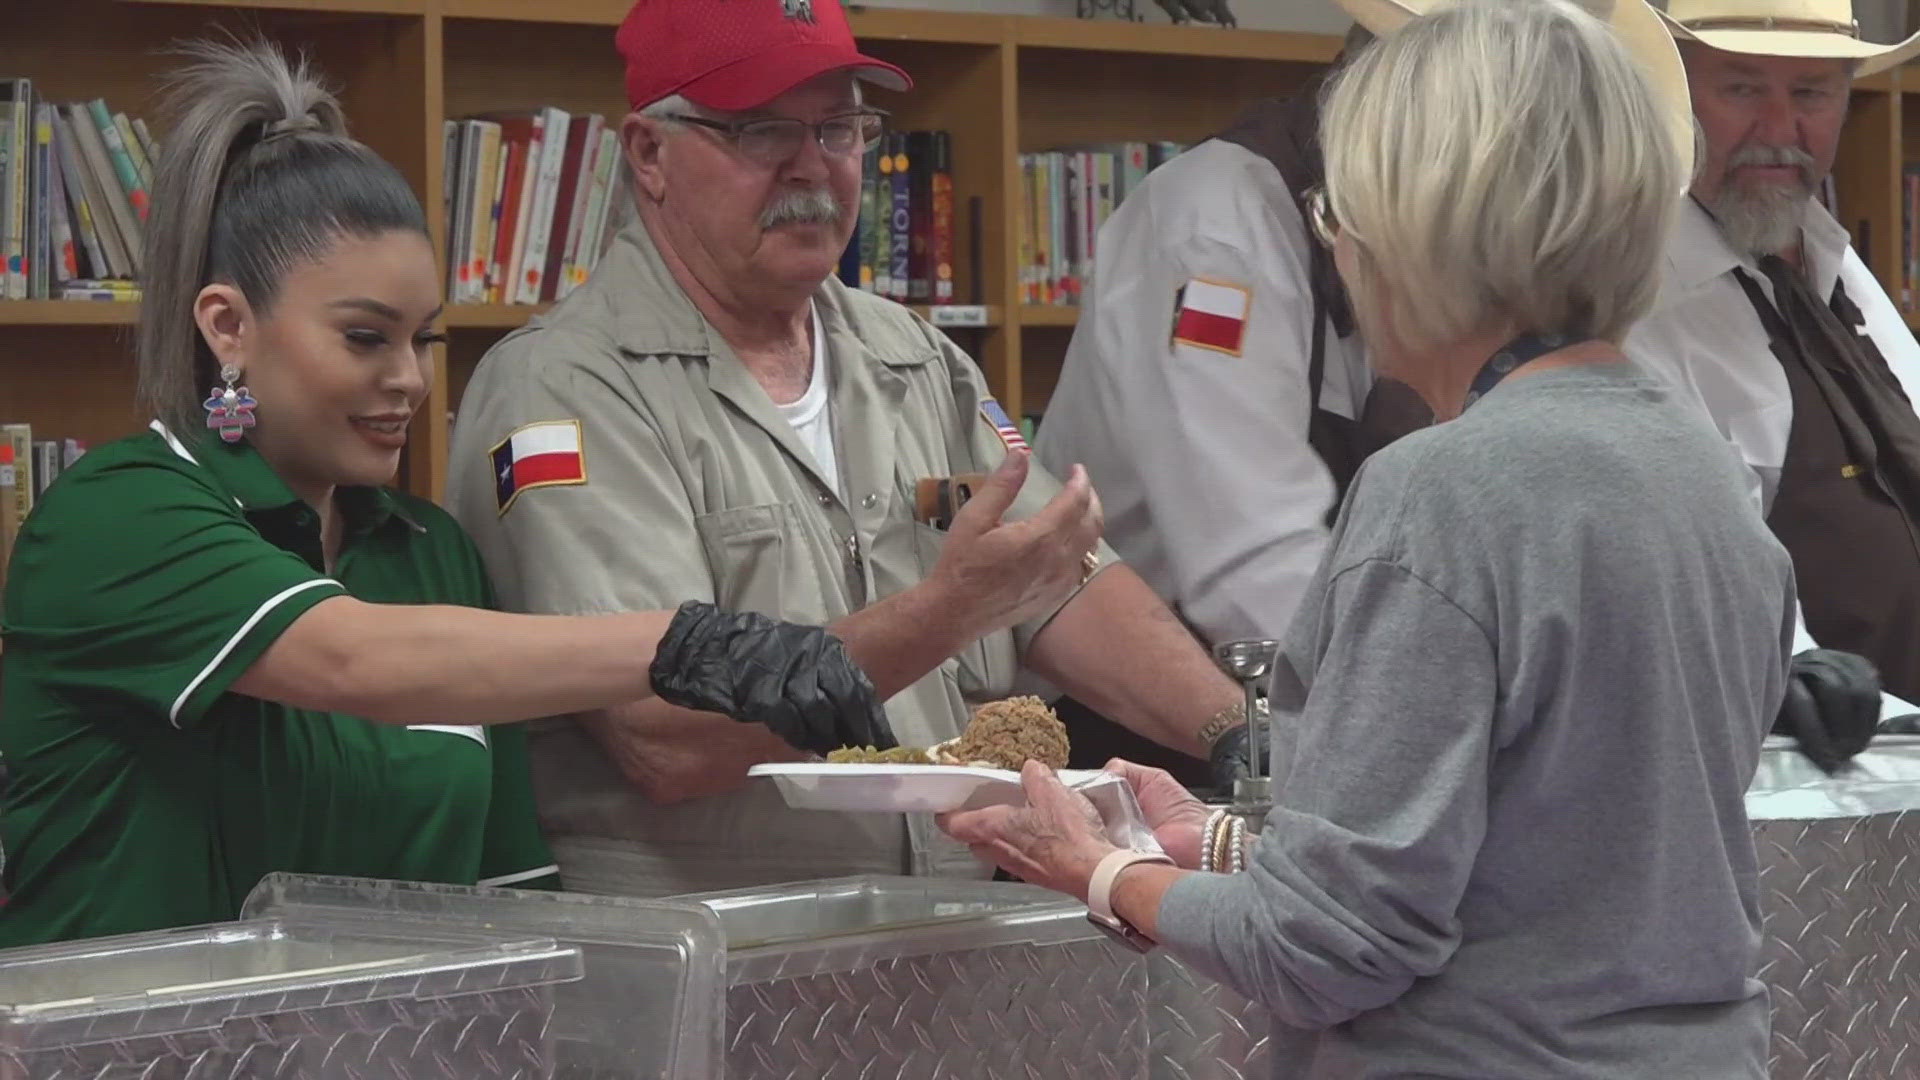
[3,0,1917,501]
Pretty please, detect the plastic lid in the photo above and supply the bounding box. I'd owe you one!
[0,916,580,1050]
[243,873,726,1080]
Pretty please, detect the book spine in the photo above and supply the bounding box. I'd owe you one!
[51,111,106,281]
[465,120,500,303]
[888,133,910,302]
[68,103,137,277]
[33,102,52,298]
[907,130,932,302]
[517,108,570,304]
[550,113,602,301]
[583,123,618,286]
[131,118,158,171]
[87,99,147,221]
[489,136,527,303]
[874,141,894,298]
[931,131,954,304]
[441,119,458,242]
[47,112,76,284]
[503,121,542,305]
[0,443,17,595]
[858,146,879,293]
[2,425,33,524]
[447,120,476,301]
[3,81,25,299]
[479,123,508,302]
[113,112,151,188]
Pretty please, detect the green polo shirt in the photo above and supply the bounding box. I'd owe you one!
[0,422,558,946]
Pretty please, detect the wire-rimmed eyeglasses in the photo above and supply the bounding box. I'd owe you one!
[668,109,887,167]
[1305,186,1339,249]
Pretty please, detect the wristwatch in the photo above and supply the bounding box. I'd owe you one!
[1085,848,1174,953]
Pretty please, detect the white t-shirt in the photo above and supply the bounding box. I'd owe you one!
[776,304,840,497]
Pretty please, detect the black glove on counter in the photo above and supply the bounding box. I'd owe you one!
[1207,721,1269,790]
[1773,648,1879,774]
[1878,712,1920,735]
[647,601,896,755]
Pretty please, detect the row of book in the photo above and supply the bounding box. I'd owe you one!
[833,130,957,304]
[0,78,154,301]
[0,424,87,588]
[1019,141,1189,307]
[442,108,623,306]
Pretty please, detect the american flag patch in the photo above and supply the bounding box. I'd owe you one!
[490,419,587,514]
[979,398,1028,453]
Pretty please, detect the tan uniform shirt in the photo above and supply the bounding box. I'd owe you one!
[446,220,1114,897]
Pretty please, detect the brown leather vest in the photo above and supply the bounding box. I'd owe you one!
[1733,260,1920,701]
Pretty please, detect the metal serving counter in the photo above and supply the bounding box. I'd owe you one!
[22,734,1916,1078]
[1747,734,1920,1080]
[676,876,1152,1079]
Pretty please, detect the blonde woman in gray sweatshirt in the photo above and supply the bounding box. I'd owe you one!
[941,1,1792,1077]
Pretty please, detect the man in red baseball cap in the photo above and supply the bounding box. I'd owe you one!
[616,0,910,113]
[445,0,1249,898]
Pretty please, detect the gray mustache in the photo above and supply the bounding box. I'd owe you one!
[1728,143,1816,179]
[760,188,843,230]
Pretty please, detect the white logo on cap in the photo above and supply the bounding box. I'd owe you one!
[783,0,815,21]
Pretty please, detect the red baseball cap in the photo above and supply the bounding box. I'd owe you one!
[617,0,913,113]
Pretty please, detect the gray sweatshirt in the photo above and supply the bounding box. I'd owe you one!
[1156,362,1794,1079]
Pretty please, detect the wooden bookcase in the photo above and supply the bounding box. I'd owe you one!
[1,0,1913,503]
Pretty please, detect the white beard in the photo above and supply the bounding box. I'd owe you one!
[1705,179,1810,258]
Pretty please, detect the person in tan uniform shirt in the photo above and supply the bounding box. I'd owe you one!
[446,0,1248,896]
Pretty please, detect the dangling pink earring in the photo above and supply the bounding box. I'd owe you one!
[203,364,258,444]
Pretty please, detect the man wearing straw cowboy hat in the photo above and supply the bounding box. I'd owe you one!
[1626,0,1920,754]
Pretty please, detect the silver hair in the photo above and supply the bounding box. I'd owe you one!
[1319,0,1682,352]
[136,36,426,435]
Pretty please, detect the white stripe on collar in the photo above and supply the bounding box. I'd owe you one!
[149,419,201,466]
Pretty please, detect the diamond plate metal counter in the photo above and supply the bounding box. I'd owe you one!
[724,937,1149,1080]
[1756,811,1920,1080]
[0,984,560,1079]
[1147,951,1271,1080]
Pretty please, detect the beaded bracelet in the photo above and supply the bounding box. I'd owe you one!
[1200,809,1228,873]
[1200,811,1250,875]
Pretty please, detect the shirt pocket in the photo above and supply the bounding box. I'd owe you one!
[694,504,791,615]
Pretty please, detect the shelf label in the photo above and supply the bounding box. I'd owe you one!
[928,305,990,328]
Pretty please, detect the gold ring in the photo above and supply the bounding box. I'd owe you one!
[1080,550,1100,585]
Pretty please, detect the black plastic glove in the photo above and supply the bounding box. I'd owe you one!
[1207,720,1269,790]
[1878,713,1920,735]
[1773,649,1880,774]
[647,601,896,755]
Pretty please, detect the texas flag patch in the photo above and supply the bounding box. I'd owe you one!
[1171,277,1252,356]
[491,419,587,514]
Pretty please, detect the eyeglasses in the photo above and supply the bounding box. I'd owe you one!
[1305,186,1339,248]
[668,109,887,167]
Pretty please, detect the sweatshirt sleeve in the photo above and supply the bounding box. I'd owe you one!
[1154,556,1498,1029]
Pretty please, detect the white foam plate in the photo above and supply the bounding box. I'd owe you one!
[747,762,1106,813]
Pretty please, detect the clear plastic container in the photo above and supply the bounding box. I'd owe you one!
[0,915,580,1078]
[242,873,725,1080]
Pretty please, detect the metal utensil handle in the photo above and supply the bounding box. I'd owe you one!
[1243,681,1262,780]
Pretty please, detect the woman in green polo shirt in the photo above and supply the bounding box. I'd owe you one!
[0,39,895,947]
